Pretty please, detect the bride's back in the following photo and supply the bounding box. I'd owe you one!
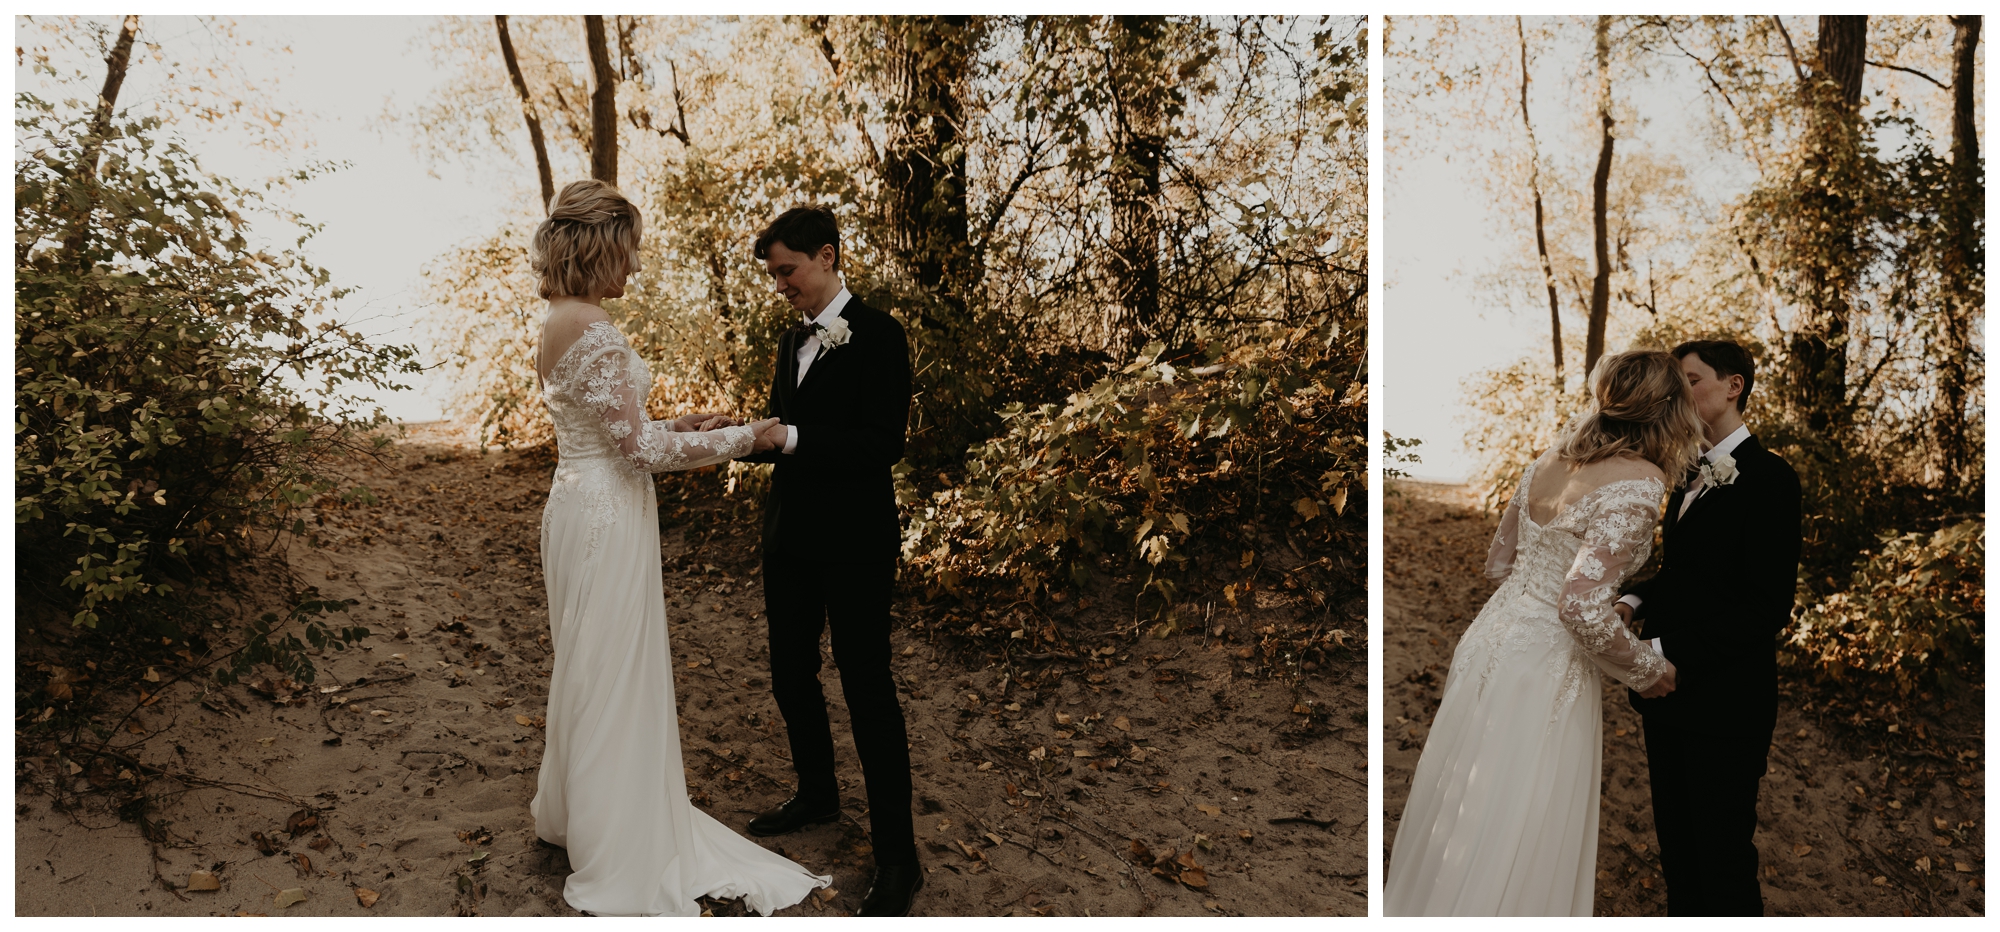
[1523,451,1666,526]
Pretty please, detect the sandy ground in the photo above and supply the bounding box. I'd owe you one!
[1380,480,1985,917]
[16,422,1365,917]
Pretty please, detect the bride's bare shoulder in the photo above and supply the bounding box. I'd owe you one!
[1583,455,1667,487]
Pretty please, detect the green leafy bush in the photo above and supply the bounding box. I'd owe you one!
[1783,520,1985,696]
[14,94,418,633]
[898,316,1361,609]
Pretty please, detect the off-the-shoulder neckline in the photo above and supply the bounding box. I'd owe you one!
[539,320,624,384]
[1519,457,1666,529]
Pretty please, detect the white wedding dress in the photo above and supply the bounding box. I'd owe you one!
[531,320,830,916]
[1386,456,1669,916]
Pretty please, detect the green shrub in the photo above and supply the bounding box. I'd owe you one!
[1783,520,1985,696]
[898,315,1361,610]
[14,93,418,636]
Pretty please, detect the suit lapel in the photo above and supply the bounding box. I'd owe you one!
[1676,434,1760,529]
[778,327,802,412]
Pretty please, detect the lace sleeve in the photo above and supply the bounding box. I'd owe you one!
[579,344,755,473]
[1485,462,1535,580]
[1557,485,1668,690]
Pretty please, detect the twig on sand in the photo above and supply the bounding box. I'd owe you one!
[1267,813,1337,830]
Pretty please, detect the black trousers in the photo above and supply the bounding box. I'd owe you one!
[762,544,915,867]
[1641,718,1771,916]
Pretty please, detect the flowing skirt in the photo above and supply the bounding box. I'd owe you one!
[533,466,829,916]
[1385,600,1603,916]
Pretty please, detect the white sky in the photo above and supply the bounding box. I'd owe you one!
[16,15,529,423]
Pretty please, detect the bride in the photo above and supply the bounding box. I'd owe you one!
[527,179,825,915]
[1386,350,1704,915]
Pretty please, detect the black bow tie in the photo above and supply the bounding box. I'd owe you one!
[786,322,815,344]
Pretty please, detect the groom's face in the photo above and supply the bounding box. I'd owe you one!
[763,242,839,315]
[1680,353,1741,426]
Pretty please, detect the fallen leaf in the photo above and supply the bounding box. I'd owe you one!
[1955,862,1973,873]
[286,809,319,835]
[984,832,1004,847]
[273,888,308,908]
[309,835,331,851]
[1180,865,1209,889]
[976,761,993,772]
[816,887,839,903]
[355,887,379,908]
[1238,830,1254,841]
[1196,804,1222,817]
[1055,712,1072,725]
[142,667,161,683]
[251,832,279,856]
[1129,839,1155,866]
[516,714,534,726]
[1934,836,1953,847]
[1792,843,1813,857]
[1028,746,1047,761]
[187,870,221,892]
[468,851,490,866]
[1916,856,1933,873]
[293,852,312,873]
[1934,817,1950,831]
[1873,876,1888,886]
[257,737,277,747]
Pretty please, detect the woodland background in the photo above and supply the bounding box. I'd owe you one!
[1388,14,1983,704]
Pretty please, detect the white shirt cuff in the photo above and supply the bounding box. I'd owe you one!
[1618,594,1643,610]
[782,425,798,455]
[1649,637,1664,658]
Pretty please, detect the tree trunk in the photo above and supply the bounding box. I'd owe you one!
[1584,15,1615,380]
[64,14,140,260]
[1935,15,1982,476]
[1106,15,1170,354]
[1787,15,1867,438]
[1517,17,1564,392]
[495,16,555,212]
[584,15,618,186]
[881,15,976,319]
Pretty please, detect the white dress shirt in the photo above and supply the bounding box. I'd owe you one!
[1620,423,1752,655]
[781,285,851,455]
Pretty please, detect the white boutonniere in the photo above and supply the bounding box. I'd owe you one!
[1697,452,1738,488]
[815,316,852,350]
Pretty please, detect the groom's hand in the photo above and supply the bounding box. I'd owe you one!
[1613,602,1634,624]
[747,418,785,454]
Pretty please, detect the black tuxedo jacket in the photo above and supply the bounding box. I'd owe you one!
[739,296,911,562]
[1625,434,1802,734]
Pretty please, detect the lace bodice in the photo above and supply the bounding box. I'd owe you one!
[538,321,754,561]
[540,321,754,473]
[1463,456,1670,700]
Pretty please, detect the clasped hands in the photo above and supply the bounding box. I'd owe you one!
[1613,601,1678,699]
[668,412,789,454]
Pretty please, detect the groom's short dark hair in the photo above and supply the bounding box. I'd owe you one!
[755,206,841,269]
[1672,339,1755,412]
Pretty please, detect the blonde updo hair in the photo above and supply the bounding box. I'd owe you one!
[530,180,643,299]
[1555,350,1705,478]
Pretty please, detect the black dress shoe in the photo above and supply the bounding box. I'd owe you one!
[858,862,924,916]
[746,794,839,837]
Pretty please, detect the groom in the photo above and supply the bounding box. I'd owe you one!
[1618,339,1801,916]
[735,206,921,916]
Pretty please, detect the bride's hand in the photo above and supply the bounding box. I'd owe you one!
[694,415,739,431]
[747,417,785,454]
[1638,660,1677,699]
[671,412,730,432]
